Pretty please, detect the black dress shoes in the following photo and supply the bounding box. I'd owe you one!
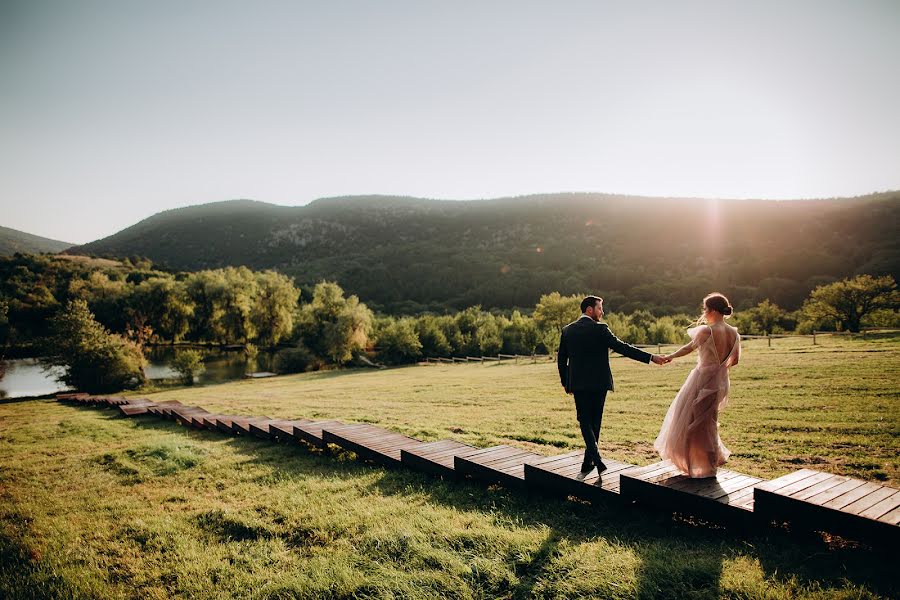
[580,459,594,473]
[596,459,608,473]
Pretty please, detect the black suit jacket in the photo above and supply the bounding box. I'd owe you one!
[558,316,652,392]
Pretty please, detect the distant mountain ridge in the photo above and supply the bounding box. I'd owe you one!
[0,225,72,256]
[69,192,900,314]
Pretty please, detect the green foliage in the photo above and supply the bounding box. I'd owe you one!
[252,270,301,347]
[129,277,194,342]
[801,274,899,332]
[501,310,540,355]
[273,344,318,374]
[0,298,8,352]
[533,292,582,352]
[415,315,452,357]
[296,282,372,365]
[170,349,205,385]
[374,317,423,365]
[732,299,790,335]
[42,299,146,393]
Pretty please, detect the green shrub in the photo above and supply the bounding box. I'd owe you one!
[171,349,205,385]
[42,299,146,393]
[274,345,318,374]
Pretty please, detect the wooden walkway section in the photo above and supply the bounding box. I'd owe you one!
[454,445,547,489]
[524,451,636,501]
[292,420,346,448]
[754,469,900,544]
[400,440,485,477]
[57,393,899,546]
[619,461,763,523]
[322,424,425,467]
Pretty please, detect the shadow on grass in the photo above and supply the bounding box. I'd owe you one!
[68,407,900,598]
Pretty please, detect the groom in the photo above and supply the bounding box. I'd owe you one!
[557,296,667,474]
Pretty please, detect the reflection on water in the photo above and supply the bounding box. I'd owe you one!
[0,347,277,400]
[0,358,66,400]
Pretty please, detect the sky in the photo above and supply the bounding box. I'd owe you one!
[1,1,898,244]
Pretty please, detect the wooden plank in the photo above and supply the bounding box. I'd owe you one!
[840,486,897,516]
[322,426,423,467]
[402,442,491,477]
[232,416,274,435]
[753,469,900,546]
[774,471,835,497]
[119,403,155,416]
[859,490,900,520]
[789,474,852,501]
[398,439,461,457]
[620,467,761,522]
[270,420,310,441]
[455,446,547,489]
[879,505,900,525]
[803,478,868,506]
[821,482,882,510]
[754,469,819,493]
[292,420,345,447]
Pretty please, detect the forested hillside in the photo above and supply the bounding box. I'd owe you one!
[70,192,900,314]
[0,225,72,255]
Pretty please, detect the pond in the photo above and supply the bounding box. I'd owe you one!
[0,347,277,400]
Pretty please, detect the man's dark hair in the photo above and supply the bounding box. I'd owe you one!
[580,295,603,313]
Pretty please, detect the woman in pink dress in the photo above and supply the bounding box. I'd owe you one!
[654,293,741,478]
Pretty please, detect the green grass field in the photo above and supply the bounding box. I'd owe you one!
[1,334,898,599]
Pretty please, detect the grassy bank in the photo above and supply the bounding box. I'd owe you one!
[0,334,897,598]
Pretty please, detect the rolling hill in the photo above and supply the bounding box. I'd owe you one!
[68,192,900,314]
[0,225,72,256]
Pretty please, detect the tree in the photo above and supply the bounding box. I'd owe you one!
[501,310,540,355]
[533,292,581,353]
[252,270,300,347]
[185,270,229,342]
[220,267,258,343]
[801,275,899,332]
[415,315,452,357]
[375,317,422,365]
[42,299,146,393]
[130,277,194,342]
[734,299,787,335]
[0,297,9,353]
[296,282,372,365]
[171,349,205,385]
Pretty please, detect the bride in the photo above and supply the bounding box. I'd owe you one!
[654,293,741,478]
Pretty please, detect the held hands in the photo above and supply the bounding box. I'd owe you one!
[651,354,672,365]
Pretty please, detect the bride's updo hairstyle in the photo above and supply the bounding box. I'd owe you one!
[698,292,733,324]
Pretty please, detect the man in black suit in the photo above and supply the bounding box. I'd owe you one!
[558,296,667,473]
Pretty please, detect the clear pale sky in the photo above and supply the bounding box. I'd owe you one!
[1,1,898,244]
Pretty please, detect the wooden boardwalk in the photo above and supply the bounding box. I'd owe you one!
[619,461,763,523]
[401,440,486,478]
[754,469,900,544]
[292,420,346,448]
[454,445,548,489]
[322,424,425,467]
[525,452,636,501]
[59,394,899,546]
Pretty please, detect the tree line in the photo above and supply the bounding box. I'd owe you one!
[0,253,896,392]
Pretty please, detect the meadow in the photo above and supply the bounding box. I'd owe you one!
[1,334,897,599]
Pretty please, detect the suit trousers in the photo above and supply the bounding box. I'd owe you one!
[573,391,608,465]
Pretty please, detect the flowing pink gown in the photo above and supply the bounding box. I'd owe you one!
[654,324,741,478]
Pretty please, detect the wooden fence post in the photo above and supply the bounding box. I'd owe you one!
[767,334,771,348]
[812,331,817,345]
